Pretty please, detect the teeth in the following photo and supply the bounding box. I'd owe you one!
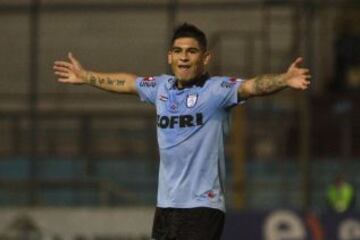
[179,65,190,69]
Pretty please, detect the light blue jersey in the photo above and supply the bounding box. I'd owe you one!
[136,74,245,212]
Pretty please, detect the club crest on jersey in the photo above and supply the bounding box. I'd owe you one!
[186,94,198,108]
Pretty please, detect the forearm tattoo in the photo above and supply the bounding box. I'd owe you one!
[87,73,125,87]
[253,74,287,95]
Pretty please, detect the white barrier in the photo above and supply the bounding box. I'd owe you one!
[0,207,154,239]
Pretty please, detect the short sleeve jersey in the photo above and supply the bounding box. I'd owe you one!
[136,74,245,212]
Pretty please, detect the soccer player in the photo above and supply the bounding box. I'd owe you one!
[53,23,310,240]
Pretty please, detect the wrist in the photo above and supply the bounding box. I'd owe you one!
[281,73,290,87]
[82,70,90,84]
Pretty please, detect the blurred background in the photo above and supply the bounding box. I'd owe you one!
[0,0,359,239]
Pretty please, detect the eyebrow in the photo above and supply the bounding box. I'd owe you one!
[171,46,201,52]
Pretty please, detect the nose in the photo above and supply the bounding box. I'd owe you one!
[180,52,189,62]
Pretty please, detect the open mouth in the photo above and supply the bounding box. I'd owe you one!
[178,65,191,70]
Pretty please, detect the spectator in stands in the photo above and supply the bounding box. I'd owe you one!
[331,8,360,92]
[333,32,360,92]
[326,173,355,214]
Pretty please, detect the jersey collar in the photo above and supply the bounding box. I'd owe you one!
[168,73,210,90]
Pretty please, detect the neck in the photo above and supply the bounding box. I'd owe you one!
[176,73,209,89]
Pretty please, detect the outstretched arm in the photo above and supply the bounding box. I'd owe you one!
[239,57,311,98]
[53,52,138,95]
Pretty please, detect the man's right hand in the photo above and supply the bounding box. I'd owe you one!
[53,52,87,84]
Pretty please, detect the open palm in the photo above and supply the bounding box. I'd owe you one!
[285,57,311,90]
[53,52,86,84]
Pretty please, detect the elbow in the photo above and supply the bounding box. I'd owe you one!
[239,80,257,99]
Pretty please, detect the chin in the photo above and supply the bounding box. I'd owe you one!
[179,77,192,81]
[175,75,190,81]
[176,73,198,81]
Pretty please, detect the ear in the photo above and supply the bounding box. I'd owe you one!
[168,50,172,65]
[203,51,212,66]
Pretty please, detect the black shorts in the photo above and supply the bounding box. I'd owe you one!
[151,207,225,240]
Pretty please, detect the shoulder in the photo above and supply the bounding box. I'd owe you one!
[153,74,175,85]
[207,76,243,88]
[155,74,174,81]
[138,74,171,81]
[137,74,174,87]
[208,76,229,81]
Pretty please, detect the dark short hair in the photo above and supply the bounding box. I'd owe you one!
[171,23,207,50]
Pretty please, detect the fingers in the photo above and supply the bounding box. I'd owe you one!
[300,68,310,74]
[288,75,311,90]
[58,78,71,83]
[299,79,311,90]
[53,59,71,82]
[53,62,72,80]
[54,61,73,68]
[53,65,70,72]
[68,52,81,68]
[302,83,310,90]
[54,69,70,83]
[296,82,308,90]
[54,71,69,78]
[53,52,78,69]
[290,57,303,69]
[289,66,310,78]
[294,57,303,64]
[53,54,83,84]
[68,52,77,65]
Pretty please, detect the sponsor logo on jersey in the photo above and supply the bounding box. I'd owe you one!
[157,113,203,129]
[196,190,217,202]
[169,103,178,112]
[140,76,156,87]
[221,77,240,88]
[207,190,216,198]
[144,76,155,81]
[186,94,198,108]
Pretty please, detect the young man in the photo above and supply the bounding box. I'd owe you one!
[53,23,310,240]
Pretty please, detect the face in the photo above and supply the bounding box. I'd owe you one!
[168,37,210,84]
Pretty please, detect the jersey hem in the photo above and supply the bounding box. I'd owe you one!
[156,202,226,213]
